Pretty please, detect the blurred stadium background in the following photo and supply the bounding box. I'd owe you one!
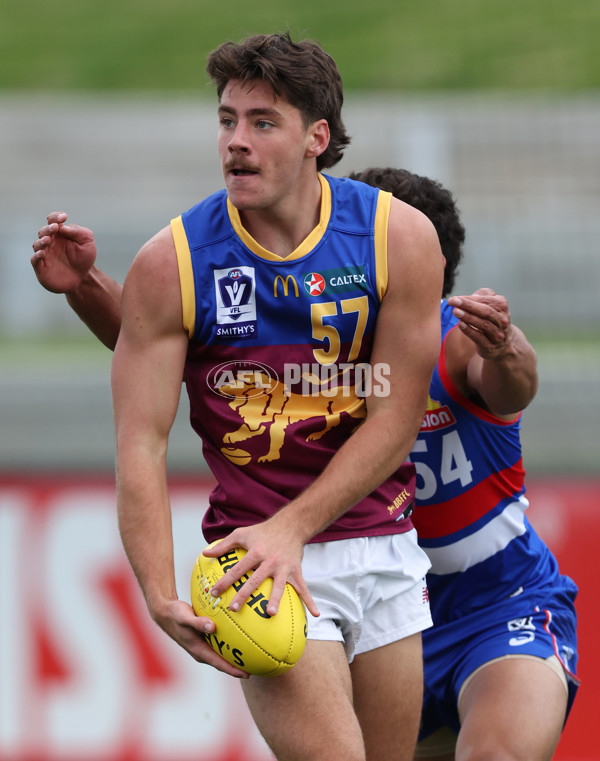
[1,2,598,759]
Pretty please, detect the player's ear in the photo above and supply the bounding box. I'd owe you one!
[305,119,330,159]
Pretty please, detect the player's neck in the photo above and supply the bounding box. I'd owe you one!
[239,174,322,258]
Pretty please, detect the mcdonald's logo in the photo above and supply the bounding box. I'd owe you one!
[273,274,299,298]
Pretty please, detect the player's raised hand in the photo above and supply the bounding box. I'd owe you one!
[31,212,98,294]
[447,288,514,359]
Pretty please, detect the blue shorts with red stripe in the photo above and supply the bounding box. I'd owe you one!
[419,574,580,739]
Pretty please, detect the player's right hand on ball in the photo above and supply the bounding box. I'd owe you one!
[31,211,98,294]
[152,598,250,679]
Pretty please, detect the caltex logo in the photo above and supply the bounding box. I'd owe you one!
[303,272,326,296]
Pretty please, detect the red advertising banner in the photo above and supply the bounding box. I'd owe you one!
[525,479,597,761]
[0,475,596,760]
[0,475,269,761]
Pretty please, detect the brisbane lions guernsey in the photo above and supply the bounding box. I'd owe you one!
[170,173,416,544]
[409,300,563,620]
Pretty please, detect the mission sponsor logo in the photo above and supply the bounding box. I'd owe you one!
[214,266,257,338]
[303,266,367,297]
[420,397,456,432]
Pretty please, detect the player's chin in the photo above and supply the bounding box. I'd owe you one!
[227,196,263,212]
[225,184,266,210]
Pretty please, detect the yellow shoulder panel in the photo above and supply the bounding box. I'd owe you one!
[170,215,195,338]
[374,190,392,301]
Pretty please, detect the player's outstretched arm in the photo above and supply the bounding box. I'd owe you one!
[32,212,123,350]
[446,288,538,416]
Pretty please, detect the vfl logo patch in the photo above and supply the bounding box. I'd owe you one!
[214,266,257,338]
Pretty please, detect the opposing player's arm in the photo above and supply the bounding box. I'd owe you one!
[111,227,248,678]
[445,289,538,417]
[32,212,123,349]
[66,269,123,350]
[208,198,444,614]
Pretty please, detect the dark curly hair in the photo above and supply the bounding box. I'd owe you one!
[206,32,351,171]
[348,167,465,297]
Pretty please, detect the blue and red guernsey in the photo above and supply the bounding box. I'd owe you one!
[410,300,561,620]
[171,174,416,544]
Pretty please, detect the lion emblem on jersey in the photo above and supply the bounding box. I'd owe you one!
[219,370,366,464]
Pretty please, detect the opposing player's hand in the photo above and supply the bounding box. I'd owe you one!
[204,520,320,619]
[152,598,249,678]
[31,211,98,293]
[447,288,514,360]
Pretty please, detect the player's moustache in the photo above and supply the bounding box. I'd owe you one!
[224,159,261,173]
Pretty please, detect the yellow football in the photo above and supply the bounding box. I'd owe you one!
[190,542,307,676]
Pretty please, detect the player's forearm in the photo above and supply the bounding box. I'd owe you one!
[66,266,123,350]
[116,455,179,616]
[477,326,538,415]
[274,401,425,543]
[281,264,441,541]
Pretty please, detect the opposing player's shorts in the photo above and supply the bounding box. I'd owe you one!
[417,575,579,743]
[302,531,433,662]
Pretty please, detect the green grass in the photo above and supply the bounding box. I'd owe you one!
[0,334,111,368]
[1,0,599,92]
[1,332,598,369]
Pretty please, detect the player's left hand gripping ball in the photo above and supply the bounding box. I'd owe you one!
[190,542,307,676]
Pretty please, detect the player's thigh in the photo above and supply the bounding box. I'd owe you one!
[351,633,424,761]
[241,639,365,761]
[456,656,568,761]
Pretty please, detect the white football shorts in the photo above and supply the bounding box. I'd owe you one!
[301,531,433,662]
